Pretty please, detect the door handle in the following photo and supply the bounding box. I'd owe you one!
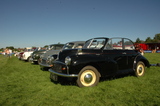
[96,54,100,55]
[122,52,126,54]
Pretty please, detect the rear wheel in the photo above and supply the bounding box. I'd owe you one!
[77,66,100,87]
[135,61,145,77]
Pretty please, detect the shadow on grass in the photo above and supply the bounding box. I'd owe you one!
[40,67,50,71]
[50,73,134,87]
[30,61,39,65]
[100,73,134,82]
[50,77,77,86]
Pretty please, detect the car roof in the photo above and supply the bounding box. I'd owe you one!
[49,44,64,46]
[66,41,85,44]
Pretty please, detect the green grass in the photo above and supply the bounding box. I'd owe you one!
[0,53,160,106]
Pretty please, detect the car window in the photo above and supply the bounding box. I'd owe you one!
[104,38,135,50]
[112,39,123,49]
[84,38,105,49]
[105,39,113,49]
[105,38,135,50]
[75,44,84,48]
[124,39,135,50]
[63,43,74,49]
[105,38,123,50]
[55,45,63,50]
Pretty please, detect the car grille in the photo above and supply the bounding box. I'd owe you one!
[41,59,47,64]
[52,64,63,73]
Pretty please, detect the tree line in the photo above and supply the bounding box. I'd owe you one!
[135,33,160,43]
[1,33,160,52]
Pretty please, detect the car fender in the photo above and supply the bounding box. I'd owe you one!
[133,54,150,71]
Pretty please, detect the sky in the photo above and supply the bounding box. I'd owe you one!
[0,0,160,48]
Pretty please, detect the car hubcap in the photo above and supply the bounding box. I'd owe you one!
[137,64,144,76]
[84,74,93,83]
[80,70,96,86]
[139,67,142,73]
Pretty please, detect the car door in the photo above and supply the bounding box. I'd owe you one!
[102,38,128,75]
[123,38,138,70]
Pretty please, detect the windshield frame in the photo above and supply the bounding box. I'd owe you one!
[83,38,108,49]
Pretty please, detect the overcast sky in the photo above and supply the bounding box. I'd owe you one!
[0,0,160,48]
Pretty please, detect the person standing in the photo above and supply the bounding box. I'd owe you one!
[8,49,12,58]
[5,49,9,57]
[4,49,7,56]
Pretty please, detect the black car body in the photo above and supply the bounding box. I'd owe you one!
[49,37,150,87]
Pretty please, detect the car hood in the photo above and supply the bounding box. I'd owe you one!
[58,48,101,61]
[58,49,79,61]
[33,50,46,54]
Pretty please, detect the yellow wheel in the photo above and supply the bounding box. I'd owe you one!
[77,66,100,87]
[135,61,145,77]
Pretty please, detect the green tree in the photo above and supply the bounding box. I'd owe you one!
[153,33,160,43]
[145,37,153,43]
[44,45,48,48]
[135,38,141,43]
[6,46,14,50]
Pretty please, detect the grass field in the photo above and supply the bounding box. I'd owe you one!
[0,53,160,106]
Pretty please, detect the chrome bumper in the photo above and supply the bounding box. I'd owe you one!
[49,68,78,77]
[39,63,51,67]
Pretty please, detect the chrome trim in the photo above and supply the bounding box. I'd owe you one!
[84,74,93,83]
[39,63,51,67]
[49,68,78,77]
[53,61,66,65]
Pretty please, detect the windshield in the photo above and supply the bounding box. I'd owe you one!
[24,49,34,52]
[63,43,74,49]
[50,45,63,50]
[83,38,106,49]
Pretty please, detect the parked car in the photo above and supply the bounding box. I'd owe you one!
[39,41,85,68]
[49,37,150,87]
[30,44,61,64]
[21,48,36,61]
[39,44,64,68]
[30,48,47,64]
[18,52,24,60]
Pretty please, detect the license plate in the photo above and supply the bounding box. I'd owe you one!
[50,73,58,81]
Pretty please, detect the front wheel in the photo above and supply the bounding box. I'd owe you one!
[27,56,32,62]
[135,61,145,77]
[77,66,100,87]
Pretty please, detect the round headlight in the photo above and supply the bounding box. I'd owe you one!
[47,55,55,64]
[48,55,54,61]
[50,56,54,60]
[65,56,71,65]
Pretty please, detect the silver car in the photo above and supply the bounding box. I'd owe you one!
[39,41,85,69]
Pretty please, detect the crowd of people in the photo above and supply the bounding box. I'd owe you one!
[2,48,13,58]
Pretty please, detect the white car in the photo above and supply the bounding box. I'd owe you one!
[21,48,35,61]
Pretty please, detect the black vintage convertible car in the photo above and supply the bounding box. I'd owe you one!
[49,37,150,87]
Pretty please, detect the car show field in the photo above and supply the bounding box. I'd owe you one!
[0,53,160,105]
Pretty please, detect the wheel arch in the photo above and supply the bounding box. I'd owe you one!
[133,55,150,70]
[80,62,102,77]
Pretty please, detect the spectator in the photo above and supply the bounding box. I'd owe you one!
[5,49,9,57]
[8,49,12,58]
